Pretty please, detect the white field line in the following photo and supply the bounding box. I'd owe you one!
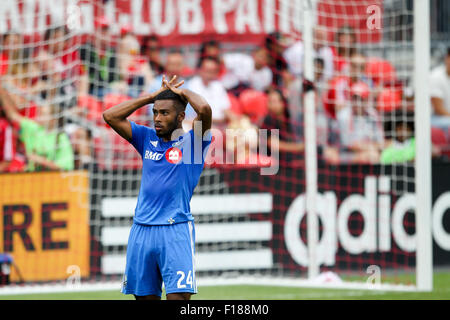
[0,276,421,296]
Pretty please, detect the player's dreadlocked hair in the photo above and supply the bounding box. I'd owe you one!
[154,89,187,112]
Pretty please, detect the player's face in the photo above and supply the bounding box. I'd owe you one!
[153,100,184,139]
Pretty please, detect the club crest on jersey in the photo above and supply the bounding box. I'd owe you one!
[144,150,163,161]
[166,147,182,164]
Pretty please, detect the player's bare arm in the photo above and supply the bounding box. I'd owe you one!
[103,75,184,141]
[0,85,26,124]
[163,76,212,136]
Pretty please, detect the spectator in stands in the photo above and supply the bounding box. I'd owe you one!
[0,107,16,172]
[37,26,84,112]
[332,25,357,75]
[250,47,273,91]
[336,81,383,163]
[187,56,231,126]
[141,35,165,75]
[79,16,120,98]
[314,58,327,93]
[283,26,334,81]
[284,56,328,145]
[0,30,24,76]
[3,47,46,118]
[381,110,416,164]
[146,50,193,94]
[430,47,450,129]
[197,40,221,66]
[349,53,372,86]
[0,86,74,172]
[197,40,227,81]
[166,49,195,79]
[324,52,372,118]
[264,32,290,89]
[0,30,23,76]
[313,26,334,81]
[145,50,194,122]
[46,25,89,97]
[260,88,304,165]
[221,47,273,94]
[34,26,95,169]
[312,57,330,147]
[117,32,154,98]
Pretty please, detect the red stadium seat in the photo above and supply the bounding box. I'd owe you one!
[227,93,242,115]
[238,89,268,124]
[77,95,103,123]
[103,93,145,119]
[365,57,397,87]
[23,33,42,48]
[431,127,450,159]
[18,102,38,120]
[322,76,350,119]
[94,128,142,170]
[350,81,370,99]
[103,93,130,111]
[431,127,448,145]
[377,88,402,112]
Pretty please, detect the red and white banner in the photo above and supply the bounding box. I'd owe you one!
[1,0,382,45]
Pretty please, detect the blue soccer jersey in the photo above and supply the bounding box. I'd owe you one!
[129,120,211,225]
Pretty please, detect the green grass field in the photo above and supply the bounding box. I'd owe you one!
[1,271,449,300]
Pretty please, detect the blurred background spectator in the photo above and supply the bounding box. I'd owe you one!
[117,32,154,98]
[79,16,120,98]
[0,31,23,76]
[146,49,193,95]
[430,47,450,129]
[335,81,384,163]
[221,47,273,95]
[283,26,334,82]
[264,32,290,90]
[187,56,231,126]
[332,25,357,75]
[381,109,416,164]
[0,106,16,172]
[145,49,194,121]
[260,88,304,165]
[0,86,74,172]
[141,35,165,76]
[1,9,447,173]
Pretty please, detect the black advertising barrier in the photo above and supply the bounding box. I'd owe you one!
[216,159,450,272]
[89,160,450,278]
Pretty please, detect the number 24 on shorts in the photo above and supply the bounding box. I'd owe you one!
[177,270,193,288]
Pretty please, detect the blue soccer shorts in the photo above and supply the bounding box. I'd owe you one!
[121,221,197,297]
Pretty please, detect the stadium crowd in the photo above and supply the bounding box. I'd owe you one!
[1,19,450,173]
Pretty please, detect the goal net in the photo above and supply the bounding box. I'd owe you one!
[0,0,440,293]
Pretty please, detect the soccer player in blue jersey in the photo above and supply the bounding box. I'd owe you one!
[103,75,212,300]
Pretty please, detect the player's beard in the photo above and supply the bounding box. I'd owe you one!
[156,117,180,141]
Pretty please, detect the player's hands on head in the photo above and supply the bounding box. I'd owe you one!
[161,75,184,96]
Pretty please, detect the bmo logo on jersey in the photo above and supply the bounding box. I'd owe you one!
[166,147,182,164]
[144,150,163,161]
